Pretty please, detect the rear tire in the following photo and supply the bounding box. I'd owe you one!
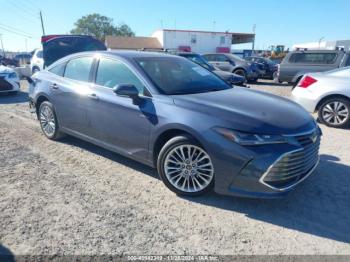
[233,69,247,81]
[157,136,214,197]
[318,97,350,128]
[38,101,65,140]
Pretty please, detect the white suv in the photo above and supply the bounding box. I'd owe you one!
[30,49,44,74]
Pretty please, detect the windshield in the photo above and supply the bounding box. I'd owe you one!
[180,54,214,71]
[135,57,231,95]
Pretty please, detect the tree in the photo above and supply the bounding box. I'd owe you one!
[70,13,135,41]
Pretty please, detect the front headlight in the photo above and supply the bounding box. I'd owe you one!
[213,127,287,146]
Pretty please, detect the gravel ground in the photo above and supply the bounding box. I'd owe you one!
[0,80,349,256]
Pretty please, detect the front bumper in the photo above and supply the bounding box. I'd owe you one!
[209,128,321,198]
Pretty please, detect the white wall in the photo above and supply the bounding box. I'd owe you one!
[292,40,350,51]
[151,30,164,46]
[153,30,232,53]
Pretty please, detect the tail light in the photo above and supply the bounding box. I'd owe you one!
[298,76,317,88]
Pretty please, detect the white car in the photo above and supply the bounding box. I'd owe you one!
[292,67,350,128]
[30,48,44,74]
[0,65,20,94]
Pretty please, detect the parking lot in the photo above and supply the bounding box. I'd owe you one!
[0,80,349,255]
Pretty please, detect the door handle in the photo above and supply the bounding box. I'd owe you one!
[50,83,59,90]
[88,93,99,100]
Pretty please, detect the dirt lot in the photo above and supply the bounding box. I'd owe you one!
[0,80,349,256]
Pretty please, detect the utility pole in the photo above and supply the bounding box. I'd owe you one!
[25,38,28,52]
[40,11,46,36]
[0,34,5,57]
[252,24,256,55]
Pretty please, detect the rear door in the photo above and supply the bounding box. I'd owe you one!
[49,55,96,135]
[42,35,106,68]
[208,54,232,72]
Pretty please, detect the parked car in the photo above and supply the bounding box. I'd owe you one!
[203,53,260,82]
[0,65,20,94]
[30,48,44,74]
[14,53,32,66]
[0,55,19,67]
[245,56,278,79]
[292,67,350,128]
[175,52,246,86]
[278,50,350,85]
[28,51,321,198]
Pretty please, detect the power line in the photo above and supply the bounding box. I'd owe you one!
[17,0,40,15]
[8,0,39,18]
[2,2,40,24]
[0,25,33,38]
[0,23,34,37]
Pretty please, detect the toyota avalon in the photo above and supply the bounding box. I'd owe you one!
[28,51,321,198]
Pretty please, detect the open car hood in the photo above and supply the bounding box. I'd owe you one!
[42,35,106,68]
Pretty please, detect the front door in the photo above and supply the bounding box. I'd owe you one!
[87,57,154,161]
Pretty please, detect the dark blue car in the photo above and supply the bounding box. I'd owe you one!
[29,51,321,198]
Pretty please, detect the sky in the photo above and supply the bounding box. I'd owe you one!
[0,0,349,52]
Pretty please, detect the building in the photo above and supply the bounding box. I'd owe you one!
[292,39,350,51]
[105,36,162,50]
[152,29,255,53]
[105,29,255,53]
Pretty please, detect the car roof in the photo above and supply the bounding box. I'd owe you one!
[70,50,180,59]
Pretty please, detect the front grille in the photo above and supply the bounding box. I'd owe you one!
[0,76,13,91]
[262,130,320,190]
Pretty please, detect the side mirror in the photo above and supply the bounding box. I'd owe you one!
[113,84,139,99]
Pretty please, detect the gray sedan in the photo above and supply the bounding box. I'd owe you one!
[29,51,321,198]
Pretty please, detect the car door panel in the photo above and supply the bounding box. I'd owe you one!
[87,86,152,160]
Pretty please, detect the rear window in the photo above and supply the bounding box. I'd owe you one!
[289,53,337,64]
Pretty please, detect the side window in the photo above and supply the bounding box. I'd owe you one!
[204,55,214,61]
[345,55,350,67]
[216,55,228,62]
[48,63,66,77]
[37,51,43,59]
[289,53,337,64]
[96,58,145,95]
[220,36,225,45]
[64,56,94,82]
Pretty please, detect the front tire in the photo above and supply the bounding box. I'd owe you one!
[157,136,214,196]
[38,101,65,140]
[318,97,350,128]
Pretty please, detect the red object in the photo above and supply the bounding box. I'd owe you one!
[298,76,318,88]
[41,35,63,43]
[216,47,230,53]
[178,46,191,52]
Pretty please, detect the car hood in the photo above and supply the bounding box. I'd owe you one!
[0,65,15,74]
[172,88,315,135]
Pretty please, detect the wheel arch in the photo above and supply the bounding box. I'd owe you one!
[315,94,350,112]
[35,94,50,117]
[232,67,247,74]
[152,127,205,167]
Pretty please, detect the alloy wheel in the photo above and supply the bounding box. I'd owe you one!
[321,101,349,126]
[164,145,214,193]
[39,104,56,137]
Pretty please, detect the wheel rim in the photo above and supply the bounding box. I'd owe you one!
[39,105,56,136]
[164,145,214,193]
[322,101,349,125]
